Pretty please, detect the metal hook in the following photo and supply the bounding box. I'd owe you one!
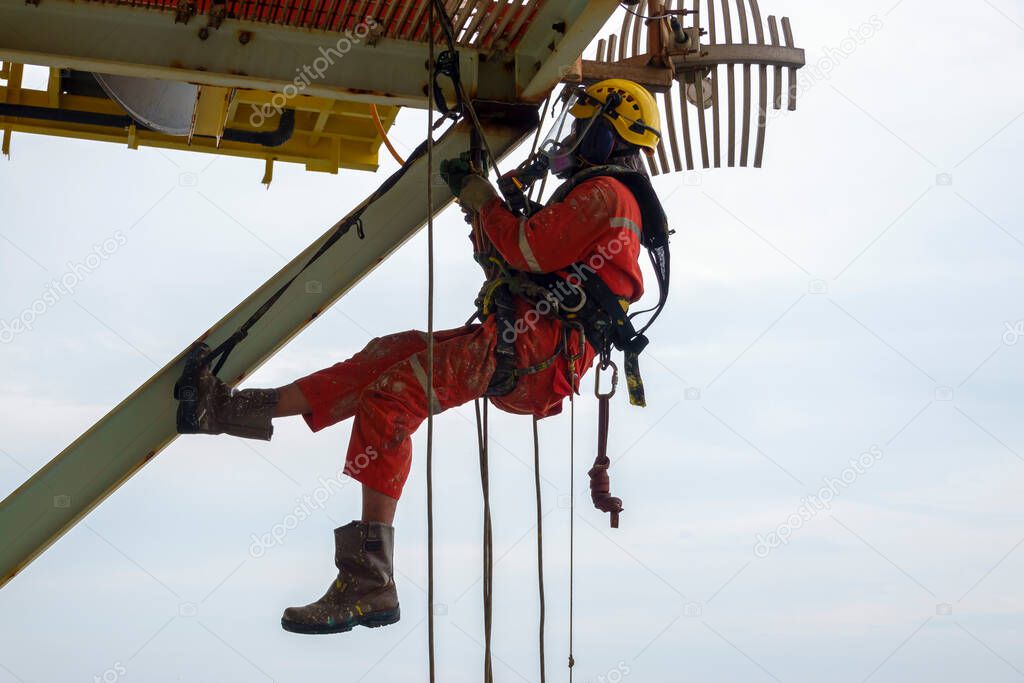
[594,359,618,399]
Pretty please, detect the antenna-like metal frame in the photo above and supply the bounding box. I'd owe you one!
[568,0,806,173]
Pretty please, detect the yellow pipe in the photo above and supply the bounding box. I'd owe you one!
[371,103,405,165]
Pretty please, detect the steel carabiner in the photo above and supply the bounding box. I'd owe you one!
[594,359,618,399]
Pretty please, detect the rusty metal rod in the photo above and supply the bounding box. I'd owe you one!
[782,16,797,111]
[769,15,782,109]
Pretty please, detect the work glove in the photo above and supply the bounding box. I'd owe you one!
[458,175,499,214]
[439,157,472,197]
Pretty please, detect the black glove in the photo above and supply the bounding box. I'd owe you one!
[440,157,472,197]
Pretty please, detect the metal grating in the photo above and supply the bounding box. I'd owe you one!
[591,0,803,174]
[78,0,544,52]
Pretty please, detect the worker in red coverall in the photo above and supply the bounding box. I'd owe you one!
[176,79,663,635]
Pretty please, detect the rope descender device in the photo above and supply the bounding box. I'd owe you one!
[590,359,624,528]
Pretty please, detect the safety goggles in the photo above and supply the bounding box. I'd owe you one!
[537,87,659,174]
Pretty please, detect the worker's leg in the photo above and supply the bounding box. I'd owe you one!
[275,331,440,418]
[361,484,398,525]
[277,390,397,524]
[176,331,433,439]
[281,325,497,635]
[290,331,435,429]
[341,323,497,499]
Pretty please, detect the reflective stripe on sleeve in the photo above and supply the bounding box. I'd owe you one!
[518,217,544,273]
[610,216,642,239]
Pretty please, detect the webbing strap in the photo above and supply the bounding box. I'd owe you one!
[200,132,431,378]
[589,394,623,528]
[533,416,547,683]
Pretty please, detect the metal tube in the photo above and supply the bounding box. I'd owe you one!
[619,0,634,60]
[694,68,710,168]
[782,16,797,111]
[753,63,767,167]
[749,0,764,44]
[720,0,736,166]
[631,0,646,58]
[662,87,683,172]
[769,15,782,110]
[678,68,695,169]
[735,0,751,166]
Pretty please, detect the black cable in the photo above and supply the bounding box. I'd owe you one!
[201,0,507,377]
[430,0,459,50]
[426,4,438,683]
[429,0,504,178]
[201,136,432,375]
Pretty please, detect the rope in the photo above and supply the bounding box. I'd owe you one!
[476,400,495,683]
[420,9,567,682]
[533,416,547,683]
[425,2,437,680]
[194,0,497,382]
[527,95,552,206]
[198,141,426,376]
[428,0,503,179]
[568,363,577,679]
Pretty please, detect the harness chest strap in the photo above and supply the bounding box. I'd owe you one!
[476,263,649,406]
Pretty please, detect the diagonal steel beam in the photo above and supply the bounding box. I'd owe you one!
[518,0,620,101]
[0,108,537,589]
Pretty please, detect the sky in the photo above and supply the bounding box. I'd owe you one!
[2,1,1024,681]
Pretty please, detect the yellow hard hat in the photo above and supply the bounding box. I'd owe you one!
[569,79,662,155]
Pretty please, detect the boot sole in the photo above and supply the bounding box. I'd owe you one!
[173,343,210,435]
[281,607,401,635]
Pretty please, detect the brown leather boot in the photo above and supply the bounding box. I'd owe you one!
[281,521,401,635]
[174,343,277,440]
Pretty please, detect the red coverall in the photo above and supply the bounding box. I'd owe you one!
[295,176,645,499]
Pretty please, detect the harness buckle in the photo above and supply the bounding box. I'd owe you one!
[558,281,587,314]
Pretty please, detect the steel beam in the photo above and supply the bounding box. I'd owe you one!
[0,108,537,589]
[0,0,625,109]
[0,0,479,108]
[517,0,621,101]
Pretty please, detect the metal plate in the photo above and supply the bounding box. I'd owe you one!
[93,72,197,136]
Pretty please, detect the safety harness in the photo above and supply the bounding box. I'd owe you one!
[472,163,672,526]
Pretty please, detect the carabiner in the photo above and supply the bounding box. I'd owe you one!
[594,359,618,399]
[562,322,586,363]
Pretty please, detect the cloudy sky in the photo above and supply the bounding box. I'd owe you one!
[2,1,1024,681]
